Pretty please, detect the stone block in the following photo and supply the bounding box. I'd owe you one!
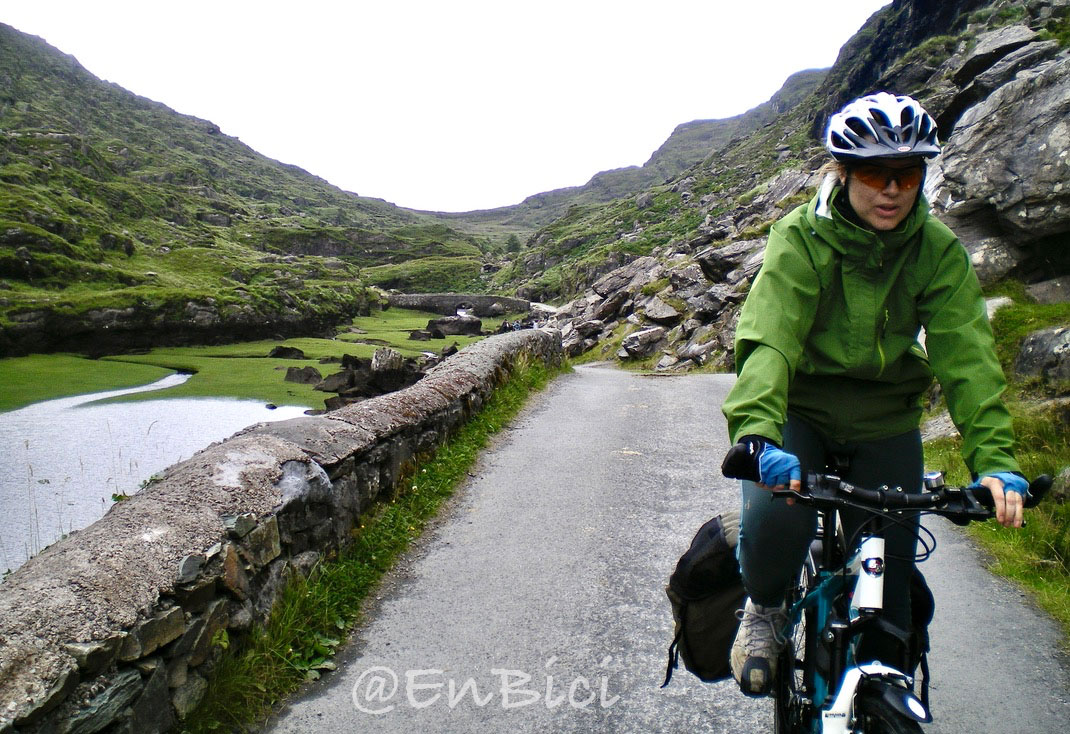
[61,636,123,677]
[128,665,173,734]
[174,578,218,614]
[11,659,80,727]
[118,607,185,661]
[241,516,281,569]
[221,544,251,600]
[176,553,205,585]
[60,668,142,734]
[171,672,207,720]
[222,512,257,538]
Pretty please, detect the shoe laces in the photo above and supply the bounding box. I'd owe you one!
[736,603,788,649]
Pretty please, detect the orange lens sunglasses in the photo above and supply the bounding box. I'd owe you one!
[850,163,925,191]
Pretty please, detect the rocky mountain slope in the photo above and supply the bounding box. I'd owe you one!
[518,0,1070,381]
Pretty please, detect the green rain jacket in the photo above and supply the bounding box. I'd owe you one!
[722,176,1020,477]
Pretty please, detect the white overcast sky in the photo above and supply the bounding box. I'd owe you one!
[4,1,891,212]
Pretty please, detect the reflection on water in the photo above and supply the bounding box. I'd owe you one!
[0,375,307,574]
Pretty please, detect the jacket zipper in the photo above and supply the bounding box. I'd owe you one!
[876,309,890,378]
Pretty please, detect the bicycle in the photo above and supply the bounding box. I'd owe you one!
[766,469,1051,734]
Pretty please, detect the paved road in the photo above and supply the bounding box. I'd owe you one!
[263,365,1069,733]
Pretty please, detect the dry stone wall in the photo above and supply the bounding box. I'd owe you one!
[0,329,562,734]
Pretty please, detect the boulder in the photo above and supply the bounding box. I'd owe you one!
[1014,326,1070,382]
[968,238,1027,285]
[1027,278,1070,305]
[621,327,666,357]
[643,297,682,324]
[592,290,631,321]
[371,347,405,373]
[426,315,482,336]
[655,354,681,371]
[341,354,369,371]
[937,56,1070,241]
[668,263,709,299]
[284,366,322,385]
[269,346,306,359]
[635,192,655,209]
[314,371,354,393]
[573,319,605,337]
[694,239,766,283]
[591,257,661,297]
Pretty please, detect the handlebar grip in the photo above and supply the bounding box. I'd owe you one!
[1026,475,1053,509]
[968,475,1052,509]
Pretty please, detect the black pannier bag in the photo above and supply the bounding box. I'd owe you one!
[662,510,746,686]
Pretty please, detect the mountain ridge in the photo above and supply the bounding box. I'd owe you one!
[430,67,827,230]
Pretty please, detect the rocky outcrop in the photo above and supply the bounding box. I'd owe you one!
[533,5,1070,374]
[0,330,562,733]
[1014,327,1070,382]
[932,37,1070,282]
[540,249,748,369]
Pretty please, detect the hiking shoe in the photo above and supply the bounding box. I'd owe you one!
[731,597,788,697]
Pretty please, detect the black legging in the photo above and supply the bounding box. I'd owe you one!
[737,414,923,640]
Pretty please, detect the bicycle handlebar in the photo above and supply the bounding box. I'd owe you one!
[770,471,1052,524]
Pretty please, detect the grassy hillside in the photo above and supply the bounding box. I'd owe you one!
[0,23,492,354]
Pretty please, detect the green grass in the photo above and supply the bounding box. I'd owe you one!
[924,287,1070,642]
[103,348,329,409]
[0,308,520,412]
[0,353,173,412]
[925,406,1070,641]
[180,356,567,733]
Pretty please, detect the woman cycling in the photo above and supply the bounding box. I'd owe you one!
[719,92,1026,697]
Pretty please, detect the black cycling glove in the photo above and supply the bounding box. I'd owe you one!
[721,435,801,486]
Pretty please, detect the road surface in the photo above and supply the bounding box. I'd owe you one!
[263,364,1070,733]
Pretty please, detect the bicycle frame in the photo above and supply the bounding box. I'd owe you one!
[760,469,1051,734]
[781,505,930,733]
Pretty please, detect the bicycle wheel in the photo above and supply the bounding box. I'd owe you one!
[853,691,923,734]
[773,542,820,734]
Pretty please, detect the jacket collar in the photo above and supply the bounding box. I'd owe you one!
[809,173,930,261]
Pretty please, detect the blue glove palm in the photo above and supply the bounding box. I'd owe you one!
[721,435,801,487]
[758,444,802,487]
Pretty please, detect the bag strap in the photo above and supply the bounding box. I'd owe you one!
[661,602,687,687]
[918,651,930,709]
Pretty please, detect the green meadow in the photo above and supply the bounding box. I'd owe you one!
[0,307,518,412]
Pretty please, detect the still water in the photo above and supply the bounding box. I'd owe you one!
[0,375,307,574]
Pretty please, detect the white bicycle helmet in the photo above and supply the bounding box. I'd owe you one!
[825,92,941,160]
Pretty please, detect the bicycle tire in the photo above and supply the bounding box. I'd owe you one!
[853,691,924,734]
[773,541,820,734]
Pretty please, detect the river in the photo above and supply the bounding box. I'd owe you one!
[0,375,308,575]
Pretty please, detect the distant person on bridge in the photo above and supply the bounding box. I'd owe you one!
[718,92,1026,697]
